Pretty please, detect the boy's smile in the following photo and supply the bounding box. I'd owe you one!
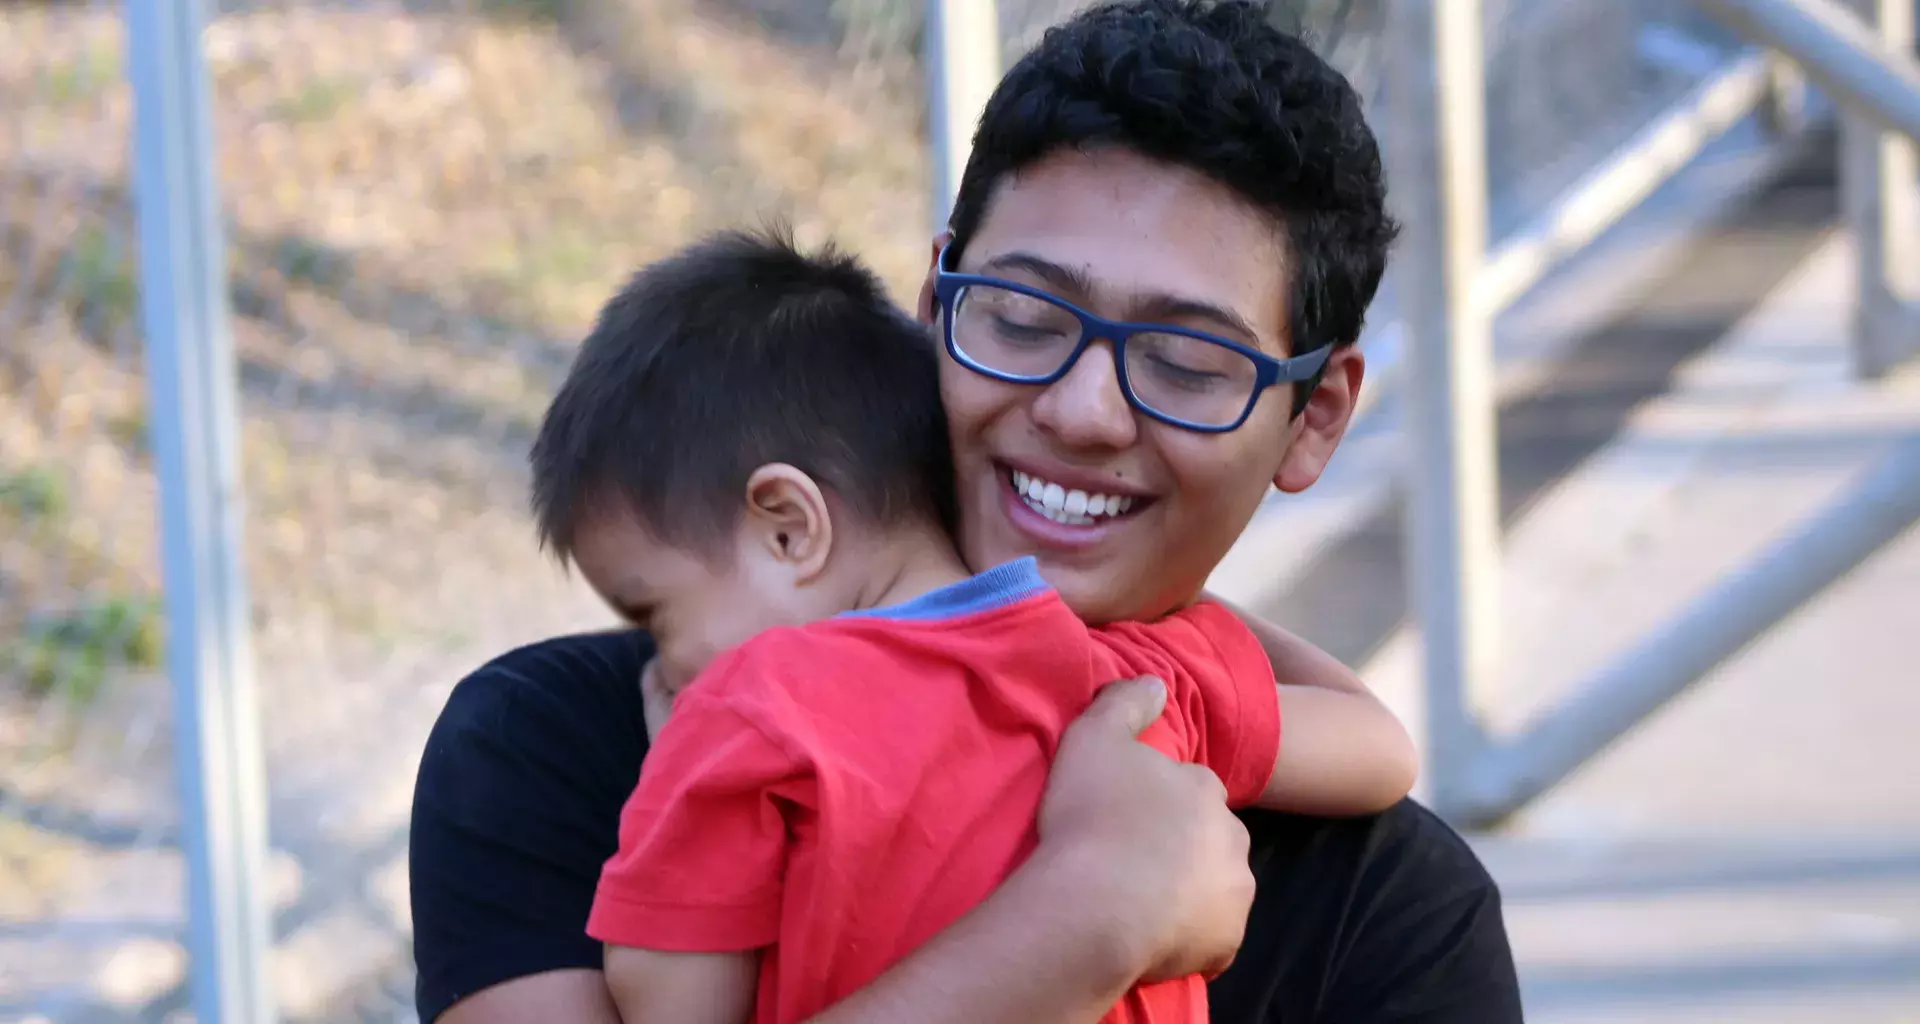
[999,459,1154,540]
[925,147,1365,626]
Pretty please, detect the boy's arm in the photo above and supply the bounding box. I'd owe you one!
[604,947,757,1024]
[1201,593,1419,816]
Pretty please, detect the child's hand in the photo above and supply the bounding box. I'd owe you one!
[641,658,676,745]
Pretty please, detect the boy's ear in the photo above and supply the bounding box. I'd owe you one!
[1275,346,1366,494]
[743,463,834,582]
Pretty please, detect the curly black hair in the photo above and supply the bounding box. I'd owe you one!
[946,0,1397,408]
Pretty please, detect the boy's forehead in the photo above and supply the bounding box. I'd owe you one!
[968,150,1289,347]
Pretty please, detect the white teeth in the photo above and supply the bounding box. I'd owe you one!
[1017,472,1044,501]
[1007,468,1140,525]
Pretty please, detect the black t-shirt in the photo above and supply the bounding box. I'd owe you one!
[410,630,1523,1023]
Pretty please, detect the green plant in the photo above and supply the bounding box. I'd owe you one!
[8,596,165,708]
[108,405,150,455]
[61,225,139,341]
[478,0,565,22]
[521,230,602,287]
[831,0,922,52]
[504,228,608,323]
[43,44,120,106]
[0,468,68,521]
[274,235,349,289]
[274,79,356,124]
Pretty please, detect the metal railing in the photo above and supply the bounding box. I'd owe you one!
[1384,0,1920,825]
[926,0,1919,827]
[127,1,273,1019]
[103,0,1919,1019]
[926,0,1002,233]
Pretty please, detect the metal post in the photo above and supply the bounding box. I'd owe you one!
[1691,0,1920,139]
[1465,433,1920,823]
[1842,0,1920,377]
[1474,53,1776,316]
[925,0,1000,234]
[127,2,276,1021]
[1384,0,1499,814]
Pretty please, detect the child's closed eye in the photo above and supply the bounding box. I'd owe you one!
[618,603,654,632]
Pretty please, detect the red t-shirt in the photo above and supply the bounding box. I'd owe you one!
[587,557,1280,1024]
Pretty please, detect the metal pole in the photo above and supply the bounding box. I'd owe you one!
[1474,53,1775,317]
[1465,432,1920,824]
[925,0,1001,234]
[1841,0,1920,378]
[1691,0,1920,140]
[1384,0,1499,814]
[127,2,275,1021]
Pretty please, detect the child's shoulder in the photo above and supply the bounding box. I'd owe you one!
[692,620,902,697]
[697,593,1090,699]
[706,620,863,670]
[1089,600,1263,677]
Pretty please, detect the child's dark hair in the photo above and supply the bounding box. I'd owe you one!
[531,227,954,561]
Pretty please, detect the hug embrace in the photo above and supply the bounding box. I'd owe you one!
[408,2,1524,1022]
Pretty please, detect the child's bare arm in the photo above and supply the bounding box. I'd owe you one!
[1202,593,1418,816]
[604,945,758,1024]
[1262,685,1418,815]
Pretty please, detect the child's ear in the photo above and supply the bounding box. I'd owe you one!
[743,463,834,582]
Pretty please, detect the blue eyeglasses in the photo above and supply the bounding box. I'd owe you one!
[931,245,1329,433]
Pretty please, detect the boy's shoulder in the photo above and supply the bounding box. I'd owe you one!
[430,628,654,750]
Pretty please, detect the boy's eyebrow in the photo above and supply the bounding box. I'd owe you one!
[976,250,1261,344]
[980,251,1094,297]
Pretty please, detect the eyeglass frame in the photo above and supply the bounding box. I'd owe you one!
[930,244,1332,433]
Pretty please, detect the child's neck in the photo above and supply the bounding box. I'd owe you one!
[850,526,973,614]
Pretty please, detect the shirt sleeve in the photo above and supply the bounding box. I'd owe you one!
[1106,602,1280,809]
[409,631,652,1023]
[587,683,811,953]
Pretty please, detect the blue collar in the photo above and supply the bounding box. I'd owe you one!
[838,556,1050,622]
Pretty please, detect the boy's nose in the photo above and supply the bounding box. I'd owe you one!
[1029,341,1139,451]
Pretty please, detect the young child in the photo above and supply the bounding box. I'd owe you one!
[528,229,1417,1024]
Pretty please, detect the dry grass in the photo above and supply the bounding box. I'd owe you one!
[0,1,933,1015]
[0,0,932,705]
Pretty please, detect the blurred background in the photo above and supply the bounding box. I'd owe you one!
[1,0,1916,1020]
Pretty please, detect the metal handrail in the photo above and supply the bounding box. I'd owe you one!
[1696,0,1920,142]
[1388,0,1919,825]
